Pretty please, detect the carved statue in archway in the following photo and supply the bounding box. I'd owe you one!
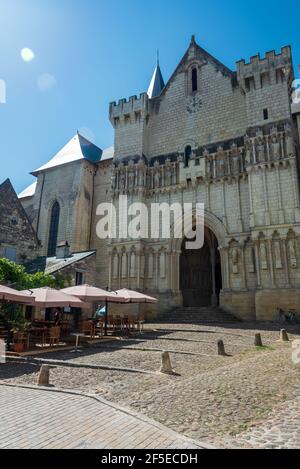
[257,138,265,163]
[271,135,281,161]
[287,239,297,268]
[231,248,239,274]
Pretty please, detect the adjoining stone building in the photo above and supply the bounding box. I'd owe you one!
[0,179,38,263]
[25,241,96,288]
[19,37,300,321]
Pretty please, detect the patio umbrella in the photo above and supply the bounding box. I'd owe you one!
[0,285,36,353]
[115,288,158,304]
[20,287,86,308]
[61,285,126,303]
[61,285,127,336]
[0,285,35,304]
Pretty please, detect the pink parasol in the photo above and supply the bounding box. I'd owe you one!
[20,287,86,308]
[0,285,35,304]
[115,288,158,304]
[61,284,126,303]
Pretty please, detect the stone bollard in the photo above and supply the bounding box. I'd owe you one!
[254,333,263,347]
[160,351,174,375]
[37,365,50,386]
[217,340,226,356]
[280,329,289,342]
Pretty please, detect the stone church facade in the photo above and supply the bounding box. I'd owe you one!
[19,37,300,321]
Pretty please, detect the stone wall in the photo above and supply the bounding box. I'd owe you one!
[0,179,38,263]
[90,160,112,288]
[146,61,246,157]
[29,160,95,256]
[110,93,148,158]
[57,254,96,288]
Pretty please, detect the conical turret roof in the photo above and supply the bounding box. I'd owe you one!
[147,62,165,98]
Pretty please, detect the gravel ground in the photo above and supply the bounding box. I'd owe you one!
[222,397,300,449]
[119,343,300,445]
[1,321,300,448]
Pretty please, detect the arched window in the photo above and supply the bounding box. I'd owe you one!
[184,145,192,167]
[47,201,60,257]
[192,67,198,92]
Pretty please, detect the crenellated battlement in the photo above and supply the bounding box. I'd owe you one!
[236,46,293,92]
[237,46,291,67]
[109,92,149,126]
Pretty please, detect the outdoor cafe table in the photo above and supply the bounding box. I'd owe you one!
[70,333,85,352]
[29,327,48,347]
[32,320,54,326]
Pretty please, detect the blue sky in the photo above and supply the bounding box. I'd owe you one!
[0,0,299,193]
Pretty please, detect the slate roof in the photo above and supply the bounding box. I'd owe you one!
[18,138,114,200]
[147,63,165,98]
[101,146,114,161]
[25,250,96,275]
[31,133,103,176]
[18,181,37,199]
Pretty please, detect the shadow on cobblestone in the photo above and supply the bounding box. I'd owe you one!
[0,362,39,380]
[1,322,300,448]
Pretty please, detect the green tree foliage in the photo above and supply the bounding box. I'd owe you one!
[0,258,65,290]
[0,258,66,330]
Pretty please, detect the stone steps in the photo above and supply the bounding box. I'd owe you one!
[153,306,239,324]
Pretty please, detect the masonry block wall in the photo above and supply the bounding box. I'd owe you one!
[28,161,95,256]
[110,93,149,158]
[90,160,112,289]
[57,254,96,288]
[237,47,292,127]
[146,62,246,156]
[0,179,38,263]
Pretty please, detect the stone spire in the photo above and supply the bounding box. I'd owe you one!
[147,55,165,99]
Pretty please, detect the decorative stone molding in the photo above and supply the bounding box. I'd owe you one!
[231,247,239,274]
[110,119,298,197]
[260,242,268,270]
[274,240,283,269]
[287,239,297,268]
[245,121,297,170]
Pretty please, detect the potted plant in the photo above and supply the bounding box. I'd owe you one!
[10,309,31,353]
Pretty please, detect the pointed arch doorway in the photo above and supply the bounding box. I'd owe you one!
[180,227,222,307]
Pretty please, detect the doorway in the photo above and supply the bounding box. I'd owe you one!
[180,227,222,307]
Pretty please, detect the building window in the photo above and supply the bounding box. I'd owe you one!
[192,68,198,92]
[75,272,84,286]
[276,69,285,84]
[263,108,269,120]
[245,76,255,92]
[260,72,270,88]
[47,201,60,257]
[184,145,192,167]
[4,247,17,262]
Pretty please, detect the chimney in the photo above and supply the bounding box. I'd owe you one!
[56,241,71,259]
